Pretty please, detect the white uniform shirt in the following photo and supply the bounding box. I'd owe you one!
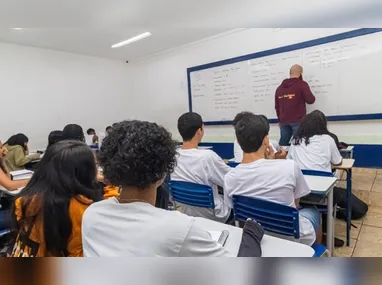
[171,148,231,223]
[234,139,278,163]
[224,159,315,245]
[287,134,342,173]
[82,198,233,257]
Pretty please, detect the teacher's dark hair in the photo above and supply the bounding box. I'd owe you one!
[293,110,329,146]
[14,140,102,256]
[100,120,177,189]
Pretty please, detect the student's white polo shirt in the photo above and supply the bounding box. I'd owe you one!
[171,148,231,223]
[224,159,316,245]
[287,134,342,173]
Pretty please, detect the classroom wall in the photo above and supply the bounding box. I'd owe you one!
[128,28,382,144]
[0,43,132,150]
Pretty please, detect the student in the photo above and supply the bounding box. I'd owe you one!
[233,112,285,162]
[62,124,85,142]
[171,112,232,223]
[105,126,113,136]
[11,140,119,257]
[224,114,321,246]
[0,140,29,191]
[3,134,40,171]
[82,120,264,257]
[47,130,64,148]
[86,128,99,144]
[287,110,342,173]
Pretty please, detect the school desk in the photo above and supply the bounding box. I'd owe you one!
[194,217,315,257]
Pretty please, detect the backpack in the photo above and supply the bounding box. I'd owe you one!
[334,187,369,220]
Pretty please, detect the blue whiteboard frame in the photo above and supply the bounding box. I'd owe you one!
[187,28,382,125]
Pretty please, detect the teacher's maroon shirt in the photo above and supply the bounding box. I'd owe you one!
[275,78,316,124]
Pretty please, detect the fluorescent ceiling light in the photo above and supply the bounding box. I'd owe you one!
[111,32,152,48]
[12,28,23,30]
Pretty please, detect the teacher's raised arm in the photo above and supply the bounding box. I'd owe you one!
[274,64,316,148]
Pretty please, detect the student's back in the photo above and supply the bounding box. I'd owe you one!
[287,110,342,173]
[288,134,341,173]
[83,197,230,257]
[225,159,306,208]
[172,112,231,223]
[172,148,231,222]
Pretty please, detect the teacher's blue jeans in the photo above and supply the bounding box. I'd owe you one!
[279,123,300,146]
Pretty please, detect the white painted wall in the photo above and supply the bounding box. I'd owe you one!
[129,28,382,144]
[0,43,131,149]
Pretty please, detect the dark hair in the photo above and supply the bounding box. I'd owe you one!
[235,114,269,153]
[5,133,29,147]
[14,140,102,256]
[87,128,95,135]
[48,130,64,148]
[106,126,112,132]
[99,120,177,189]
[293,110,329,146]
[232,111,254,127]
[63,124,85,142]
[177,112,203,141]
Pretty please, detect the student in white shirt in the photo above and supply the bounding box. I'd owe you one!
[171,112,232,223]
[288,110,343,173]
[82,120,264,257]
[224,114,322,246]
[232,112,286,163]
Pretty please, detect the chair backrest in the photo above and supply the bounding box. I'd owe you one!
[232,195,300,239]
[227,161,240,168]
[301,169,334,177]
[168,180,215,209]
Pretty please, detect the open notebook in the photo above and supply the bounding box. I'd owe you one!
[207,230,230,246]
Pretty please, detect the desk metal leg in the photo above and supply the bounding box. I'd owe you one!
[346,169,352,247]
[326,187,334,256]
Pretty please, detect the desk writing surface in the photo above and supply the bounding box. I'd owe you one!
[194,217,314,257]
[340,146,354,151]
[332,158,355,169]
[304,175,337,195]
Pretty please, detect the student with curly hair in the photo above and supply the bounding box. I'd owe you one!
[82,120,264,257]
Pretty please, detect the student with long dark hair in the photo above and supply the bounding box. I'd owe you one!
[288,110,342,173]
[82,120,264,257]
[11,140,116,257]
[4,134,40,171]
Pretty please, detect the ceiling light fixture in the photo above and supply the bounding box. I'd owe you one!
[111,32,152,48]
[12,28,23,30]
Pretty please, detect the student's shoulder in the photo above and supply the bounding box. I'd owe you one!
[272,159,297,171]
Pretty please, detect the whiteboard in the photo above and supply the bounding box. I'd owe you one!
[187,29,382,124]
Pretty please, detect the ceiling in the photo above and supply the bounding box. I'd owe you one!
[0,0,381,61]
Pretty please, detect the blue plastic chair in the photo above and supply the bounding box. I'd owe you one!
[168,180,216,216]
[227,161,240,168]
[232,195,328,257]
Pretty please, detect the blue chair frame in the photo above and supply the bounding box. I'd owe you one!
[227,161,240,168]
[168,180,216,216]
[232,194,327,257]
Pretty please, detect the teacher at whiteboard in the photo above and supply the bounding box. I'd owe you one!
[275,64,316,147]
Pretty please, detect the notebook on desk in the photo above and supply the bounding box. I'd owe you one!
[207,230,230,246]
[10,170,33,181]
